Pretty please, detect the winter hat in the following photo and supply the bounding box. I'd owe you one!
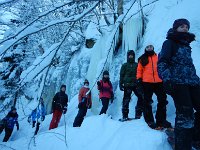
[145,45,154,51]
[103,70,109,76]
[127,50,135,57]
[11,106,16,111]
[145,45,155,55]
[173,18,190,30]
[84,79,89,85]
[60,84,66,89]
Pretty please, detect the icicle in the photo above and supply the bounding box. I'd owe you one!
[123,17,143,53]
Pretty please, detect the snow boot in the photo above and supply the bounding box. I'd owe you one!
[156,120,172,128]
[148,122,157,129]
[135,108,143,119]
[34,122,40,135]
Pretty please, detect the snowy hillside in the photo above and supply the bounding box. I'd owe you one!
[1,0,200,150]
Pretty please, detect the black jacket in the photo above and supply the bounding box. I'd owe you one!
[52,91,68,111]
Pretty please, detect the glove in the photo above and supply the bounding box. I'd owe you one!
[111,98,114,104]
[63,108,67,114]
[163,80,175,95]
[110,92,114,103]
[97,81,101,86]
[41,116,45,121]
[119,83,124,91]
[88,104,92,109]
[137,78,142,85]
[78,102,83,109]
[136,78,144,97]
[16,122,19,130]
[27,116,31,123]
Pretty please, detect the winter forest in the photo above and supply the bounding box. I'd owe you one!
[0,0,200,150]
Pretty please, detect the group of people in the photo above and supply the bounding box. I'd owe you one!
[0,99,46,142]
[71,18,200,150]
[0,18,199,150]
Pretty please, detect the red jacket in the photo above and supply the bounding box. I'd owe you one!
[78,86,92,107]
[97,80,113,99]
[137,54,162,83]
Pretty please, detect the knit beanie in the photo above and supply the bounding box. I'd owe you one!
[103,70,109,76]
[60,84,66,89]
[173,18,190,30]
[84,79,89,85]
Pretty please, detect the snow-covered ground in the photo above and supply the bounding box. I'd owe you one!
[1,115,171,150]
[1,0,200,149]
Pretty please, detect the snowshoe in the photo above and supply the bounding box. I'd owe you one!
[148,122,157,129]
[156,120,172,129]
[119,117,135,122]
[155,126,165,131]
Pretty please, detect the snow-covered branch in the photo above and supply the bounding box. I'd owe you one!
[0,0,18,6]
[0,1,100,57]
[124,0,159,23]
[0,1,74,45]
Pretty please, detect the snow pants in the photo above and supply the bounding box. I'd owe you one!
[122,86,144,119]
[142,82,168,125]
[99,98,110,115]
[171,85,200,150]
[49,110,62,130]
[73,105,88,127]
[0,125,13,142]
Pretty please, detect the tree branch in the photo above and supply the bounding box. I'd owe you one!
[0,1,100,58]
[0,1,74,46]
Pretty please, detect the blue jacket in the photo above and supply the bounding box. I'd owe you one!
[3,111,18,129]
[158,29,200,85]
[29,104,46,122]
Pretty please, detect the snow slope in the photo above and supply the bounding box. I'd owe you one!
[0,115,171,150]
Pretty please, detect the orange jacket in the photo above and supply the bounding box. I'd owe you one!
[78,86,92,107]
[137,54,162,83]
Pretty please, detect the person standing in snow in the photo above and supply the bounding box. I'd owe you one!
[73,79,92,127]
[119,50,144,121]
[137,45,171,129]
[0,106,19,142]
[158,18,200,150]
[28,98,46,135]
[49,85,68,130]
[97,70,114,115]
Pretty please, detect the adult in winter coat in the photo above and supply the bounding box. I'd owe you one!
[0,107,19,142]
[119,50,144,120]
[49,85,68,130]
[28,98,46,135]
[137,45,171,129]
[73,79,92,127]
[97,70,114,115]
[158,18,200,150]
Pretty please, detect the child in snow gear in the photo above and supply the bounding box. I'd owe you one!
[0,107,19,142]
[97,70,114,115]
[49,85,68,130]
[73,79,92,127]
[119,50,144,121]
[158,18,200,150]
[137,45,171,129]
[28,98,46,135]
